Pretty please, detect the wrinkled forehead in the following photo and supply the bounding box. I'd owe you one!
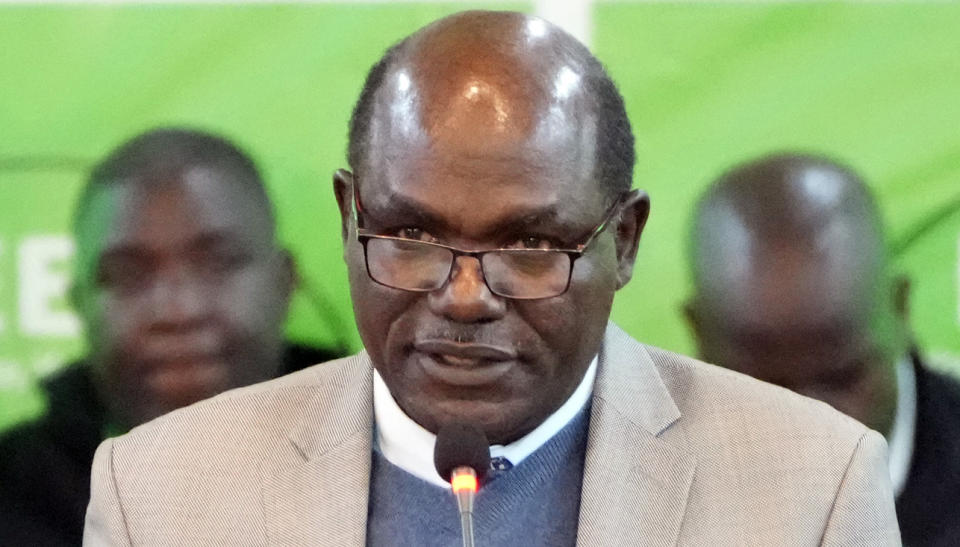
[359,154,608,247]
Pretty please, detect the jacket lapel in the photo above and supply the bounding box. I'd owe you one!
[577,324,697,546]
[259,329,695,545]
[262,354,375,546]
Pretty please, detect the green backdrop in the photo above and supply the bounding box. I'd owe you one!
[1,1,958,431]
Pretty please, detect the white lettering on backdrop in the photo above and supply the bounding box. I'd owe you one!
[17,235,79,337]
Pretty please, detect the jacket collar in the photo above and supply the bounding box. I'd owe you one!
[262,353,374,546]
[576,323,696,546]
[261,324,696,546]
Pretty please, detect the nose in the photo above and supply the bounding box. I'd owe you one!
[148,268,210,330]
[428,255,507,323]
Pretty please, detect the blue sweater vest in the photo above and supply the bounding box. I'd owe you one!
[366,406,591,547]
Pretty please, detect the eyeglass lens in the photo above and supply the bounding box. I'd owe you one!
[364,238,572,299]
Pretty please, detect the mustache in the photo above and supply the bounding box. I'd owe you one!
[410,324,531,353]
[414,327,499,346]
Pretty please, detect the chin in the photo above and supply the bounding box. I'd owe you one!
[424,397,536,444]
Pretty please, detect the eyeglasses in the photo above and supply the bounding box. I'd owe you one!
[352,182,624,300]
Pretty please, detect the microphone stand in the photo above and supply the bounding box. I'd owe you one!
[434,422,488,547]
[451,466,478,547]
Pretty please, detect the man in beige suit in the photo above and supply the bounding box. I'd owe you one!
[85,11,900,546]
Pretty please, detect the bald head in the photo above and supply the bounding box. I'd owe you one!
[686,153,904,435]
[691,153,886,326]
[334,11,651,443]
[348,11,633,198]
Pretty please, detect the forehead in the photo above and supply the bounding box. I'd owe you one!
[79,166,271,256]
[697,201,882,323]
[700,243,878,348]
[362,141,607,236]
[362,74,606,231]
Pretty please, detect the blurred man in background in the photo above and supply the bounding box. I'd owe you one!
[0,128,344,545]
[685,152,960,546]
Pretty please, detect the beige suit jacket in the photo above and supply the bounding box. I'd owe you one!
[84,323,900,545]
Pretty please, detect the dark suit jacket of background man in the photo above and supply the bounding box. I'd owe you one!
[0,343,343,547]
[896,352,960,546]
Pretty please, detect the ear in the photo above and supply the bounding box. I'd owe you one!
[682,299,699,334]
[277,247,297,303]
[67,281,92,341]
[68,281,82,313]
[683,296,706,342]
[682,298,712,360]
[333,169,354,242]
[613,189,651,289]
[892,274,911,323]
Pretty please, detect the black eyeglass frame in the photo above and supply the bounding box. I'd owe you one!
[351,179,626,300]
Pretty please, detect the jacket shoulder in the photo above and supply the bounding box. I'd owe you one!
[644,344,870,440]
[111,353,369,460]
[643,345,897,544]
[85,353,372,544]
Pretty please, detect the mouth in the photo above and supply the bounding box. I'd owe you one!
[142,356,228,396]
[413,339,518,387]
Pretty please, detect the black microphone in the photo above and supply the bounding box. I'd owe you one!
[434,422,490,547]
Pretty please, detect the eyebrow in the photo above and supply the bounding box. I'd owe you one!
[812,360,867,383]
[360,190,579,239]
[727,320,866,352]
[98,230,248,261]
[359,192,440,229]
[188,231,251,250]
[97,245,148,265]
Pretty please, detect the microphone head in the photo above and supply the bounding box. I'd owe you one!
[433,422,491,483]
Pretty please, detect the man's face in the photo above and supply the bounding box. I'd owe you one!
[339,117,628,444]
[73,166,292,427]
[688,252,899,435]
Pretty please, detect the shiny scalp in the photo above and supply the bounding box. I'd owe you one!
[347,10,635,199]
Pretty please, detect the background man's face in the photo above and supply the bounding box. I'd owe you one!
[341,113,622,444]
[73,166,292,427]
[689,254,899,434]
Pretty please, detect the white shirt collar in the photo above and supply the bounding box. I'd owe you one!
[373,356,598,489]
[887,355,917,497]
